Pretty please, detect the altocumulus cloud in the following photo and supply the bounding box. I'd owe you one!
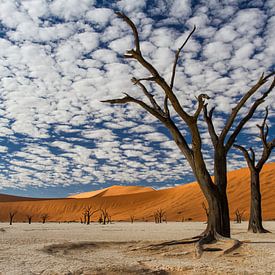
[0,0,274,196]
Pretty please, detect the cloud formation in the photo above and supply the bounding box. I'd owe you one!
[0,0,274,195]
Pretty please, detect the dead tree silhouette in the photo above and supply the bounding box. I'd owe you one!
[82,211,87,224]
[100,208,110,225]
[234,107,274,233]
[234,209,244,223]
[9,211,17,225]
[41,214,49,224]
[26,214,33,224]
[84,206,98,225]
[154,209,166,223]
[101,12,275,256]
[130,215,135,223]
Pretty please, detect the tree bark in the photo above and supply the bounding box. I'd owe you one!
[201,183,230,238]
[248,170,268,233]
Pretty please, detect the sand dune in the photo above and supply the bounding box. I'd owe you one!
[0,163,274,222]
[68,185,155,198]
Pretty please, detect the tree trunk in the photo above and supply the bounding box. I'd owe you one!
[248,171,268,233]
[199,147,231,238]
[204,187,231,238]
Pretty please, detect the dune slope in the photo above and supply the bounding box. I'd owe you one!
[0,163,274,222]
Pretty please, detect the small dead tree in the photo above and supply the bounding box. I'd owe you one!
[234,107,274,233]
[26,214,33,224]
[84,206,98,225]
[98,214,103,224]
[154,209,166,223]
[100,208,110,225]
[202,202,209,223]
[9,211,17,225]
[130,215,135,223]
[82,211,87,224]
[41,214,49,224]
[101,12,275,255]
[234,209,244,223]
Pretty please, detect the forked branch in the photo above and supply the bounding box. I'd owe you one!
[221,73,275,145]
[203,104,218,145]
[115,12,141,55]
[233,144,254,170]
[225,76,275,151]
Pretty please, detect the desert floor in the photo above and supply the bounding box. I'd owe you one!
[0,221,275,274]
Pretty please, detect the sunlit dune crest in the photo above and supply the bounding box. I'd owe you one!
[68,185,156,198]
[0,163,274,222]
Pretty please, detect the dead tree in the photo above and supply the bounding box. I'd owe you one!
[82,211,87,224]
[98,215,103,224]
[202,202,209,223]
[26,215,33,224]
[154,209,166,223]
[234,107,274,233]
[130,215,135,223]
[83,206,98,225]
[100,208,110,225]
[41,214,49,224]
[234,209,244,223]
[9,211,17,225]
[101,12,275,255]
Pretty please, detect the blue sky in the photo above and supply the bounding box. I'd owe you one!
[0,0,274,198]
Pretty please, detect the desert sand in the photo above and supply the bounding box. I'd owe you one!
[0,163,274,223]
[0,221,275,274]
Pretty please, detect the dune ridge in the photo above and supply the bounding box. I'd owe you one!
[0,163,274,222]
[68,185,155,198]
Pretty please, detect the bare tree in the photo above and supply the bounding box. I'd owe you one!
[98,214,103,224]
[130,215,135,223]
[41,214,49,224]
[9,211,17,225]
[154,209,166,223]
[84,206,98,225]
[234,107,274,233]
[234,209,244,223]
[82,210,87,224]
[26,214,33,224]
[100,208,110,225]
[101,12,274,254]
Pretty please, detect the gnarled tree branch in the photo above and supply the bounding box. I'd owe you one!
[203,104,218,146]
[220,73,275,143]
[115,12,141,55]
[225,76,275,152]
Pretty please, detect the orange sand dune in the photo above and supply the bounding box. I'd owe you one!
[68,185,155,198]
[0,163,274,223]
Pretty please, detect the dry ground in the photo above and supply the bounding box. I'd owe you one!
[0,221,275,274]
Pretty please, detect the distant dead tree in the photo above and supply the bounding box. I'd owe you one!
[130,215,135,223]
[234,107,274,233]
[154,209,166,223]
[234,209,244,224]
[83,206,98,225]
[101,12,275,255]
[26,214,33,224]
[100,208,110,225]
[202,202,209,223]
[41,214,49,224]
[9,211,17,225]
[98,214,103,224]
[82,211,87,224]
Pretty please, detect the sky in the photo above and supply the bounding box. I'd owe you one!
[0,0,274,198]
